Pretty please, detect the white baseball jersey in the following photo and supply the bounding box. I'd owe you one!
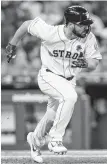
[29,17,102,142]
[28,17,102,84]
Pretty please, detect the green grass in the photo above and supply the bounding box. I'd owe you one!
[1,150,107,164]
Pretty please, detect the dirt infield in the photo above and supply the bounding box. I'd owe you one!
[1,150,107,164]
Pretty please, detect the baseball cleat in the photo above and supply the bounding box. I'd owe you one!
[48,141,67,154]
[27,132,43,163]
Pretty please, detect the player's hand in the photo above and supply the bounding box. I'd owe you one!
[5,43,17,63]
[71,58,88,68]
[76,58,88,68]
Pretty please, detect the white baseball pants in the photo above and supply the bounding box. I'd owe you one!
[34,68,77,142]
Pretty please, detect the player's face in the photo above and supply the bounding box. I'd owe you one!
[72,24,91,38]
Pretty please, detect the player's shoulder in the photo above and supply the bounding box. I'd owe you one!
[87,32,96,41]
[32,17,57,28]
[81,32,96,44]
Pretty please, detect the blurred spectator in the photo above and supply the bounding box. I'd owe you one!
[100,28,107,53]
[99,52,107,72]
[19,1,43,19]
[41,1,66,25]
[1,22,15,48]
[1,48,9,77]
[1,10,5,22]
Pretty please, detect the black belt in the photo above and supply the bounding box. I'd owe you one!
[46,69,74,81]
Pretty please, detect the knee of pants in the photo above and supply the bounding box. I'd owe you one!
[46,109,56,121]
[63,90,78,103]
[47,100,59,112]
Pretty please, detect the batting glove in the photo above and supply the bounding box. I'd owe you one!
[6,43,17,63]
[71,58,88,68]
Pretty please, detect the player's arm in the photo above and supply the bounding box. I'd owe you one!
[10,20,32,45]
[82,58,100,72]
[6,17,53,63]
[6,20,32,63]
[82,33,102,72]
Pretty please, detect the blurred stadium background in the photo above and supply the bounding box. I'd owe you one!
[1,0,107,156]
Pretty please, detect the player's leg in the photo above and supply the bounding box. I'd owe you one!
[38,70,77,154]
[49,98,76,141]
[27,132,43,163]
[48,107,75,154]
[33,97,58,145]
[27,97,58,162]
[48,91,76,154]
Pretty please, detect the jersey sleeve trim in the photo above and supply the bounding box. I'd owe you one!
[86,50,102,60]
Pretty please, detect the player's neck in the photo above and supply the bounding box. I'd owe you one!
[64,25,77,40]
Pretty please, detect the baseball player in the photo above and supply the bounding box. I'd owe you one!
[6,6,102,163]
